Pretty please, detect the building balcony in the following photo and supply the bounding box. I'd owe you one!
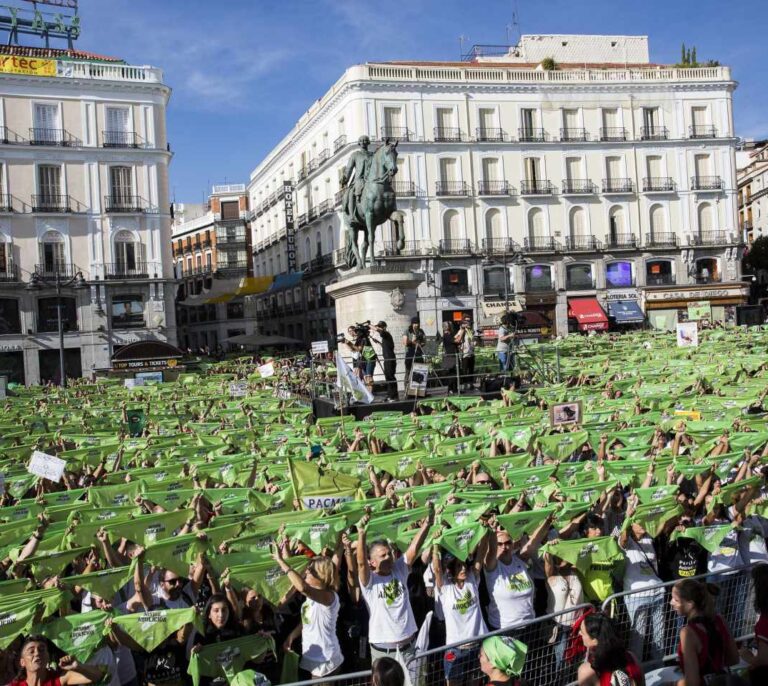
[334,190,344,206]
[604,234,638,249]
[691,175,723,191]
[434,127,463,142]
[0,264,19,282]
[602,178,634,194]
[640,126,669,141]
[689,231,732,246]
[297,166,308,181]
[0,192,12,212]
[642,177,676,193]
[439,239,472,255]
[518,127,547,142]
[380,126,411,142]
[29,128,78,146]
[476,127,507,142]
[31,194,72,213]
[296,212,307,227]
[380,240,433,257]
[646,274,675,287]
[523,236,557,252]
[565,235,601,251]
[561,179,596,195]
[216,262,249,277]
[560,127,589,142]
[599,127,628,142]
[644,232,678,248]
[394,180,416,196]
[104,195,149,213]
[478,180,513,196]
[333,134,347,153]
[435,181,470,196]
[482,237,519,255]
[34,263,78,279]
[520,180,554,195]
[102,130,141,148]
[689,125,717,139]
[103,262,152,279]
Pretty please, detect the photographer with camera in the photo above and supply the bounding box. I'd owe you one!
[402,317,426,381]
[497,313,516,372]
[342,321,377,391]
[374,321,398,401]
[453,316,476,391]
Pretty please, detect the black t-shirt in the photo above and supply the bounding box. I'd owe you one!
[379,330,396,359]
[661,536,708,580]
[442,333,458,357]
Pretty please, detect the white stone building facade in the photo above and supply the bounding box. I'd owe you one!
[247,36,744,341]
[0,47,175,384]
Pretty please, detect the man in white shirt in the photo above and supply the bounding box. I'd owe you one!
[357,507,434,671]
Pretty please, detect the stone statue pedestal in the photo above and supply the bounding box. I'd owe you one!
[327,268,425,372]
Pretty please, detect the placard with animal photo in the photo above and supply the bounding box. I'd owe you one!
[549,401,583,427]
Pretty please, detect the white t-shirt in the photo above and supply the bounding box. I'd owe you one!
[423,566,444,621]
[360,556,417,646]
[484,555,534,629]
[150,581,197,610]
[437,573,487,645]
[300,592,344,677]
[740,515,768,565]
[546,573,584,627]
[622,535,662,592]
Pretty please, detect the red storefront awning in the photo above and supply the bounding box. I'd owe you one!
[568,298,609,331]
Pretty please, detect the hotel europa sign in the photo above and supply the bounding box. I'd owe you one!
[0,54,57,77]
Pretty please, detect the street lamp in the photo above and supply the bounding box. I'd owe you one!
[26,268,87,388]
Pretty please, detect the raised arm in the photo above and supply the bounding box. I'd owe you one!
[404,508,434,567]
[357,516,370,588]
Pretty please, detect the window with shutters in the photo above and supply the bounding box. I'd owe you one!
[436,107,454,130]
[33,103,59,143]
[649,204,666,238]
[646,155,663,178]
[521,108,536,132]
[565,157,581,182]
[114,230,144,274]
[37,165,62,206]
[694,154,711,178]
[39,230,66,274]
[528,208,545,238]
[525,158,541,183]
[482,158,499,182]
[697,202,714,236]
[478,108,498,140]
[442,210,460,241]
[643,107,658,129]
[602,108,619,129]
[220,200,240,221]
[109,167,133,204]
[104,107,131,147]
[485,208,503,241]
[606,156,622,181]
[569,207,588,238]
[383,107,403,136]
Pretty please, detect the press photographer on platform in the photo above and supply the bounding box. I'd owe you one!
[339,321,378,391]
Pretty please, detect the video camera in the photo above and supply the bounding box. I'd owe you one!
[501,311,520,328]
[336,320,372,343]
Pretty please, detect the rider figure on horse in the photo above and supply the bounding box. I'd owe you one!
[341,135,373,221]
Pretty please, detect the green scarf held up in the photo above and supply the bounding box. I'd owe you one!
[543,535,623,574]
[0,596,39,649]
[188,634,275,686]
[537,431,590,460]
[670,523,734,554]
[482,635,527,677]
[24,546,92,581]
[628,497,683,538]
[284,514,348,555]
[112,607,201,652]
[496,508,555,541]
[224,556,309,607]
[143,534,207,577]
[37,610,110,662]
[61,566,133,601]
[433,523,487,561]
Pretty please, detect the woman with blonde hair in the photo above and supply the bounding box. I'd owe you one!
[275,550,344,680]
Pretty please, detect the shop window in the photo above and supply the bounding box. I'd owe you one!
[0,351,25,384]
[0,298,21,334]
[646,260,674,286]
[483,266,511,296]
[38,297,78,332]
[525,265,552,291]
[605,261,634,289]
[566,264,594,290]
[442,268,469,296]
[111,294,145,329]
[695,258,720,284]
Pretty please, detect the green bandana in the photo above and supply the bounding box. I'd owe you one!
[543,535,623,574]
[143,534,207,577]
[670,523,733,554]
[434,523,486,561]
[188,634,275,686]
[37,610,110,662]
[112,607,201,651]
[225,556,310,606]
[482,635,527,677]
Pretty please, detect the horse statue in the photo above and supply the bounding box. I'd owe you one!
[342,138,405,269]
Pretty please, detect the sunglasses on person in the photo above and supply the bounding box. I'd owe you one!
[162,577,185,586]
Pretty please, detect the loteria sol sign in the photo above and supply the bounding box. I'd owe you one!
[0,54,57,77]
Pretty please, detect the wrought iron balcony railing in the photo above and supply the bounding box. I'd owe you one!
[435,181,470,196]
[102,130,141,148]
[518,127,547,142]
[561,179,596,194]
[689,125,717,139]
[393,180,416,196]
[333,134,347,153]
[560,127,589,142]
[478,180,513,196]
[0,264,19,282]
[642,177,676,192]
[644,232,678,248]
[599,127,628,142]
[640,126,669,141]
[691,175,723,191]
[689,231,730,246]
[104,195,148,212]
[379,240,433,257]
[475,127,506,142]
[482,237,519,255]
[32,194,71,213]
[380,126,411,142]
[602,178,634,193]
[439,239,473,255]
[604,234,637,249]
[433,127,463,142]
[565,235,600,251]
[29,128,77,146]
[103,262,152,279]
[34,263,78,279]
[523,236,557,252]
[520,180,554,195]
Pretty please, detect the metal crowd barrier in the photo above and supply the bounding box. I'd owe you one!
[279,563,763,686]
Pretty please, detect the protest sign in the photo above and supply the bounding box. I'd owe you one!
[549,401,582,427]
[258,363,275,378]
[311,340,329,355]
[229,382,247,398]
[676,322,698,347]
[28,451,66,483]
[687,301,712,322]
[407,362,429,397]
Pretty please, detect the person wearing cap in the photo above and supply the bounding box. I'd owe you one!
[375,321,398,401]
[479,636,528,686]
[402,318,426,381]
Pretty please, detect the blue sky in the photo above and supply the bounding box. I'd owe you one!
[74,0,766,202]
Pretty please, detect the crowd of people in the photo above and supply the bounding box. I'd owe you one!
[1,328,768,686]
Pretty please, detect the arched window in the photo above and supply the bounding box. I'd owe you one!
[525,264,552,291]
[443,210,460,241]
[39,230,65,276]
[695,258,720,284]
[697,202,713,238]
[326,226,334,254]
[608,206,626,244]
[485,209,503,244]
[304,237,311,264]
[315,230,322,258]
[528,208,545,238]
[649,204,665,240]
[646,259,675,286]
[569,207,587,238]
[566,263,594,290]
[114,230,144,275]
[605,261,634,288]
